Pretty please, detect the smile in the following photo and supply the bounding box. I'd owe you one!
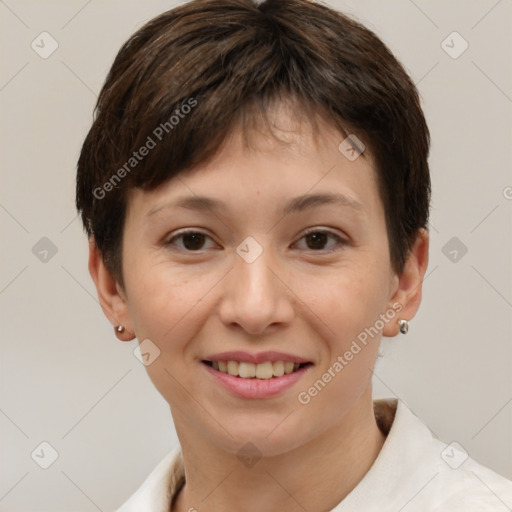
[202,360,311,379]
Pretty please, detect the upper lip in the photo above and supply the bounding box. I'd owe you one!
[203,351,311,364]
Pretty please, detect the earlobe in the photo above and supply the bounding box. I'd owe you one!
[88,238,136,341]
[383,228,429,337]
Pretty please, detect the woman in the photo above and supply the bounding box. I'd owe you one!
[76,0,512,509]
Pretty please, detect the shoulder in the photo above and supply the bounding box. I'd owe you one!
[352,399,512,511]
[115,447,183,511]
[427,451,512,511]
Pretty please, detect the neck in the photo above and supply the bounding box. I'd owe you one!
[173,389,386,512]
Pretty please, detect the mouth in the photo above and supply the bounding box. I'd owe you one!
[201,360,313,379]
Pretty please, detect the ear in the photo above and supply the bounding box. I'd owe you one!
[88,238,135,341]
[383,228,429,337]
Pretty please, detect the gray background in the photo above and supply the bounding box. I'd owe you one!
[0,0,511,510]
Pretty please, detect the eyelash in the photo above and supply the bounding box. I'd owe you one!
[165,228,348,254]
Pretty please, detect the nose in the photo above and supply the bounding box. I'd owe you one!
[218,241,295,335]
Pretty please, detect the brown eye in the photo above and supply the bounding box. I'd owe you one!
[295,229,346,252]
[181,232,206,250]
[166,231,215,251]
[305,232,329,250]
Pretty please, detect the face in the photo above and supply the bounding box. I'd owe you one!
[115,105,403,455]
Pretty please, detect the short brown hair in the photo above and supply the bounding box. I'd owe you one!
[76,0,430,283]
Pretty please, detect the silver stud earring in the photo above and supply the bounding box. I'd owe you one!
[115,325,125,333]
[398,319,409,335]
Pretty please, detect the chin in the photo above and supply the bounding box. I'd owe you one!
[208,416,314,458]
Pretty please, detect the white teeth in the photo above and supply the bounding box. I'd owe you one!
[227,361,239,376]
[284,362,294,374]
[211,360,305,379]
[272,360,284,377]
[238,362,256,378]
[255,361,273,380]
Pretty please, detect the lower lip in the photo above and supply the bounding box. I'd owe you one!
[202,362,311,399]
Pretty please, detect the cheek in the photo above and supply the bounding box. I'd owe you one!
[293,267,388,428]
[126,269,206,339]
[123,262,213,405]
[301,259,390,336]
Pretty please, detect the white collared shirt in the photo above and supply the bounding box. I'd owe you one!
[115,398,512,511]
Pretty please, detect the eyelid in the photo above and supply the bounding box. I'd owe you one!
[165,227,348,252]
[293,227,348,252]
[165,228,218,250]
[300,227,345,239]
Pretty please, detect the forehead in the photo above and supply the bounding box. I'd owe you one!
[126,103,382,223]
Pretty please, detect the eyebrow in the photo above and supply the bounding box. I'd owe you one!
[147,192,365,218]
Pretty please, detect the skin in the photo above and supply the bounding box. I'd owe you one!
[89,102,429,512]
